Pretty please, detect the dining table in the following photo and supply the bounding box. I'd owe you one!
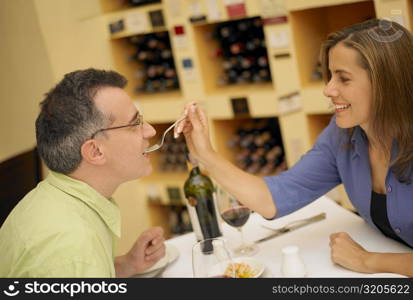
[160,196,411,278]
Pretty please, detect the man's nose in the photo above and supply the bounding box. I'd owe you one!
[143,122,156,138]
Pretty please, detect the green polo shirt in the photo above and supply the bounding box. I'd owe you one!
[0,171,121,277]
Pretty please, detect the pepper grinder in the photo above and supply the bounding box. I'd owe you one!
[281,245,307,277]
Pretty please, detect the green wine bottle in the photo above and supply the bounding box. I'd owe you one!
[184,155,222,242]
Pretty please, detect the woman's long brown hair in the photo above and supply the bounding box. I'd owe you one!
[320,19,413,183]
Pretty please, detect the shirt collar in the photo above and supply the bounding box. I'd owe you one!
[350,126,366,159]
[350,126,398,161]
[46,171,121,238]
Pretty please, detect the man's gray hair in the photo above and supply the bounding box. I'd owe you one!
[36,68,127,174]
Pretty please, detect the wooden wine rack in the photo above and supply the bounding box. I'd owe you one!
[34,0,413,252]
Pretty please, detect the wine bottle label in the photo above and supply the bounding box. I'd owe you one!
[187,196,197,207]
[186,204,204,241]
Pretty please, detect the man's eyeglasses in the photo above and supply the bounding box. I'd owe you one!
[91,114,143,139]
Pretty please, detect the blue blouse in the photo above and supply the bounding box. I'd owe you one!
[264,116,413,247]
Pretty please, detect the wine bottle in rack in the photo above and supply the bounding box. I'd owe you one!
[158,132,188,172]
[129,31,180,93]
[213,17,272,86]
[229,118,286,175]
[312,61,323,81]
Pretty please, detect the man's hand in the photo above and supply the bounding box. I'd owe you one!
[115,227,166,277]
[329,232,372,273]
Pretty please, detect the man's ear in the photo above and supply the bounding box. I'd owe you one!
[80,140,106,166]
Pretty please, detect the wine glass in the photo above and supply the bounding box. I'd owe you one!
[217,188,258,256]
[192,238,236,278]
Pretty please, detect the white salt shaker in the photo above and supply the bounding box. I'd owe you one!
[281,245,307,277]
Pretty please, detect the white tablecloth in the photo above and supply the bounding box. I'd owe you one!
[162,196,411,278]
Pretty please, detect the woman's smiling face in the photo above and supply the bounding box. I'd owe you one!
[323,42,373,131]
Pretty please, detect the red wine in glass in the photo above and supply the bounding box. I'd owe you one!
[221,206,250,227]
[217,189,258,256]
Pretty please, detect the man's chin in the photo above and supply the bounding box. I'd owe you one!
[142,164,153,177]
[123,164,153,182]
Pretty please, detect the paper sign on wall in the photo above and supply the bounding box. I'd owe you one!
[189,0,203,17]
[109,19,124,34]
[189,0,207,23]
[174,36,189,48]
[207,0,221,21]
[182,58,197,81]
[166,0,183,17]
[125,11,149,33]
[390,9,405,26]
[260,0,287,18]
[149,9,165,28]
[278,92,301,115]
[269,30,290,49]
[224,0,246,19]
[231,97,250,117]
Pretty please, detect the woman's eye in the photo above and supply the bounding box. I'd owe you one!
[340,77,349,83]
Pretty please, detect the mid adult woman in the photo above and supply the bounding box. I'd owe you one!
[176,19,413,277]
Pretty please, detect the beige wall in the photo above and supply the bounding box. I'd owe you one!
[0,0,54,162]
[33,0,114,81]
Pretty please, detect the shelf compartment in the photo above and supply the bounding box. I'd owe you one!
[290,1,376,89]
[212,117,286,177]
[192,17,275,96]
[144,122,188,174]
[306,113,333,145]
[110,30,183,101]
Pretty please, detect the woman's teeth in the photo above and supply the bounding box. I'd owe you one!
[335,104,351,110]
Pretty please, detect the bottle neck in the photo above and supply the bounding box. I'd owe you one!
[191,166,200,175]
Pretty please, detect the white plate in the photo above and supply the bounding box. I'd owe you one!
[131,244,179,278]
